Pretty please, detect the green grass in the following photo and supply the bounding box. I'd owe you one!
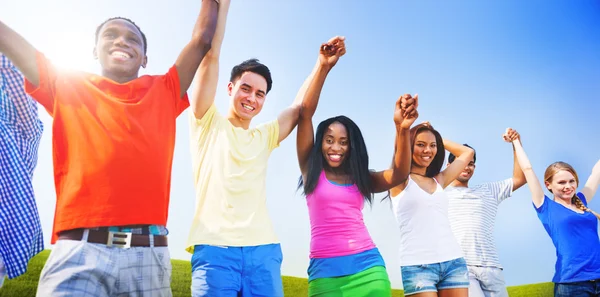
[0,250,553,296]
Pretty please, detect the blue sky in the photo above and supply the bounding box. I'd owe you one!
[2,0,599,289]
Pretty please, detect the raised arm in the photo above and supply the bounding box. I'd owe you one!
[0,54,43,138]
[436,138,475,188]
[503,128,527,191]
[0,21,39,86]
[581,159,600,203]
[175,0,220,99]
[283,36,346,146]
[370,94,418,193]
[509,136,545,207]
[190,0,230,119]
[296,62,328,176]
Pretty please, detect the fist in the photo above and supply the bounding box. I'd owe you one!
[502,128,520,142]
[319,36,346,68]
[395,93,419,128]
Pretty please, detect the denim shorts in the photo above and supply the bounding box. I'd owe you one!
[554,279,600,297]
[401,257,469,296]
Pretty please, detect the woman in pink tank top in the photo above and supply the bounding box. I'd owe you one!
[389,121,474,297]
[294,37,419,296]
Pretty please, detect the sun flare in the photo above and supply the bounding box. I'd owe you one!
[43,31,98,73]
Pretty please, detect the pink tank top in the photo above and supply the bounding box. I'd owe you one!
[307,171,376,258]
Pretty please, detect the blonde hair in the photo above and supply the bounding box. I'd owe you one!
[544,162,600,220]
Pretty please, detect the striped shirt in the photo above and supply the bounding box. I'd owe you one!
[446,178,513,268]
[0,54,44,278]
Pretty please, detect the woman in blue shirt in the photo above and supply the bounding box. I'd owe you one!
[509,129,600,297]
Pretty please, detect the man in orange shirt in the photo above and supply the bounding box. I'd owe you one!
[0,1,220,296]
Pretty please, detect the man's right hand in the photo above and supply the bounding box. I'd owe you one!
[319,36,346,69]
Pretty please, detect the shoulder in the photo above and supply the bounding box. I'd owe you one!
[576,192,588,206]
[256,118,279,134]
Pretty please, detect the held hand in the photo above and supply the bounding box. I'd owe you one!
[319,36,346,68]
[502,127,521,143]
[395,94,419,129]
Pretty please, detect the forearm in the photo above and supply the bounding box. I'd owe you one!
[174,0,218,97]
[391,126,411,180]
[191,0,219,50]
[278,60,331,143]
[582,159,600,201]
[198,0,229,58]
[512,139,544,205]
[512,143,527,189]
[443,138,471,157]
[190,0,229,118]
[299,62,331,119]
[590,159,600,180]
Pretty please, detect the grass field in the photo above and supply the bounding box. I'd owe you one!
[0,250,554,296]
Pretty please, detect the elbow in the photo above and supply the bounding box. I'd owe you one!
[391,172,409,187]
[298,105,313,120]
[204,48,220,60]
[521,166,534,172]
[192,32,213,54]
[465,147,475,159]
[292,104,302,120]
[193,33,213,53]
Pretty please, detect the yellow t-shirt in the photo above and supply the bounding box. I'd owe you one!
[186,104,280,252]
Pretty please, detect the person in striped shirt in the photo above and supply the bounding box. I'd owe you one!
[445,128,527,297]
[0,53,44,288]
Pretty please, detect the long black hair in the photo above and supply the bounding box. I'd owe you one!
[409,123,445,177]
[382,123,445,201]
[297,116,374,203]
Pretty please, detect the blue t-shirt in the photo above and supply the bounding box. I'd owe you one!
[535,192,600,283]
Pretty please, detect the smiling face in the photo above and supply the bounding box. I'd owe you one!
[544,162,580,201]
[228,71,267,121]
[321,122,349,168]
[94,19,147,82]
[455,159,476,182]
[546,170,578,200]
[412,130,437,168]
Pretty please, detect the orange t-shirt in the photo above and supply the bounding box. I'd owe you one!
[25,51,189,243]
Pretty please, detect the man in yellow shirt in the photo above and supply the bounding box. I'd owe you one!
[185,1,346,296]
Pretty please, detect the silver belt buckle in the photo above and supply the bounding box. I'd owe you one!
[107,231,132,248]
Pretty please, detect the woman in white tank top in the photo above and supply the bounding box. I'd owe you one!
[389,120,475,297]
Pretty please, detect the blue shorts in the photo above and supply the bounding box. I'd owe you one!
[190,244,283,297]
[401,257,469,296]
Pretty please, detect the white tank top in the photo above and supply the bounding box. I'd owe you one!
[391,176,463,266]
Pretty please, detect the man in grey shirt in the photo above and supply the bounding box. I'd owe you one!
[445,128,526,297]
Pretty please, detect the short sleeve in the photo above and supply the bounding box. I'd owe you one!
[577,192,588,207]
[189,103,220,134]
[162,65,190,116]
[259,119,280,151]
[485,178,514,204]
[24,51,57,115]
[534,195,550,214]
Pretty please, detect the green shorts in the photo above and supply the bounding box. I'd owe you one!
[308,265,392,297]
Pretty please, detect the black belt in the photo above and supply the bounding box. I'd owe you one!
[58,229,168,248]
